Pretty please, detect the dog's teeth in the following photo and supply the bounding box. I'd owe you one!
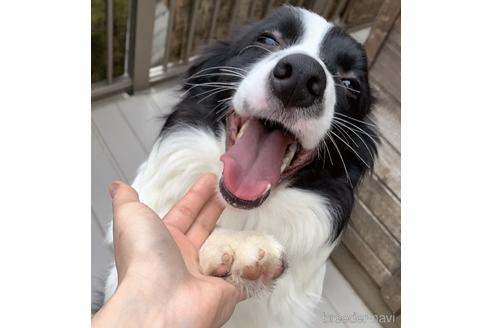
[262,184,271,196]
[280,158,288,173]
[237,120,250,139]
[280,143,298,173]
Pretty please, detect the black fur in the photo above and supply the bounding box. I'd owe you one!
[161,6,378,242]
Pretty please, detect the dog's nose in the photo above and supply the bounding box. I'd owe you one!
[270,53,326,108]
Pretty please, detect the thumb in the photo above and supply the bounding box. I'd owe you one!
[109,181,140,209]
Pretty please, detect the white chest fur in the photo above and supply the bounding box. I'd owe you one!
[106,127,338,327]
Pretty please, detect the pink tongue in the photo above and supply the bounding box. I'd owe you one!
[220,118,291,201]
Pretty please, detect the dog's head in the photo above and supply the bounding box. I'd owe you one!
[184,6,376,210]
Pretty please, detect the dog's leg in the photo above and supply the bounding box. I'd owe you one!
[199,228,286,297]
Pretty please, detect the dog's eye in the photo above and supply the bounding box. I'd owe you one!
[256,33,279,47]
[340,78,361,94]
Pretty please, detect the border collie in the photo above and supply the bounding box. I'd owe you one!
[103,6,378,327]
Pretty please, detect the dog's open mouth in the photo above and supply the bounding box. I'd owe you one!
[219,111,314,209]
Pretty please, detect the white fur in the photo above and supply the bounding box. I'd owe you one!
[233,9,336,150]
[104,127,338,327]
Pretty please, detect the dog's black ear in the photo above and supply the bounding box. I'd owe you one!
[183,41,232,90]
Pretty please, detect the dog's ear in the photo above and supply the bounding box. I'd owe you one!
[183,41,232,90]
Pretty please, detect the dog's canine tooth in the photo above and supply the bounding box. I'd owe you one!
[237,119,250,139]
[280,143,298,173]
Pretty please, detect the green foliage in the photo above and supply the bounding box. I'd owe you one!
[91,0,128,83]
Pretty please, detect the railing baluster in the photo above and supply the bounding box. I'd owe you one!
[322,1,337,19]
[248,0,256,19]
[208,0,221,41]
[162,0,176,71]
[264,0,274,17]
[184,0,200,64]
[106,0,114,84]
[127,0,156,91]
[312,0,325,15]
[229,0,242,34]
[332,0,349,23]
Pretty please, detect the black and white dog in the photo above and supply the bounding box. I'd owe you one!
[104,6,377,327]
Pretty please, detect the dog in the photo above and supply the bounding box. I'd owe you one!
[102,6,377,327]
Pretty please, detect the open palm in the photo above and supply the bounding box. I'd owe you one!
[110,174,242,328]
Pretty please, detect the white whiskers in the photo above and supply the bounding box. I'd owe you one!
[238,44,273,56]
[328,133,353,187]
[334,83,361,94]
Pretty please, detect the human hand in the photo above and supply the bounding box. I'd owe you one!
[92,174,242,328]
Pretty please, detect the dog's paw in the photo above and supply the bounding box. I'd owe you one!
[199,229,286,297]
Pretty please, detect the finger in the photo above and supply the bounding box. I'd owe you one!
[110,181,140,209]
[163,173,217,233]
[186,195,225,250]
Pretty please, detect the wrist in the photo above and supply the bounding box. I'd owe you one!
[93,272,227,328]
[93,277,169,327]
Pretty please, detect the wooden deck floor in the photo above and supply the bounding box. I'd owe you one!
[91,79,380,327]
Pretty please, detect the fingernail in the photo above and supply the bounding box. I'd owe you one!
[109,182,119,198]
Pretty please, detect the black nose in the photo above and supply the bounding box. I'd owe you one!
[270,53,326,108]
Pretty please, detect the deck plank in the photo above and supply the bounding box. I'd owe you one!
[324,261,382,328]
[149,79,181,115]
[380,268,401,313]
[373,137,401,199]
[342,225,392,287]
[314,276,348,327]
[350,200,401,274]
[91,209,112,313]
[91,211,111,274]
[117,93,165,153]
[330,245,399,328]
[372,82,401,152]
[357,175,401,242]
[91,123,124,228]
[386,16,400,52]
[92,101,147,182]
[370,43,400,103]
[350,27,371,45]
